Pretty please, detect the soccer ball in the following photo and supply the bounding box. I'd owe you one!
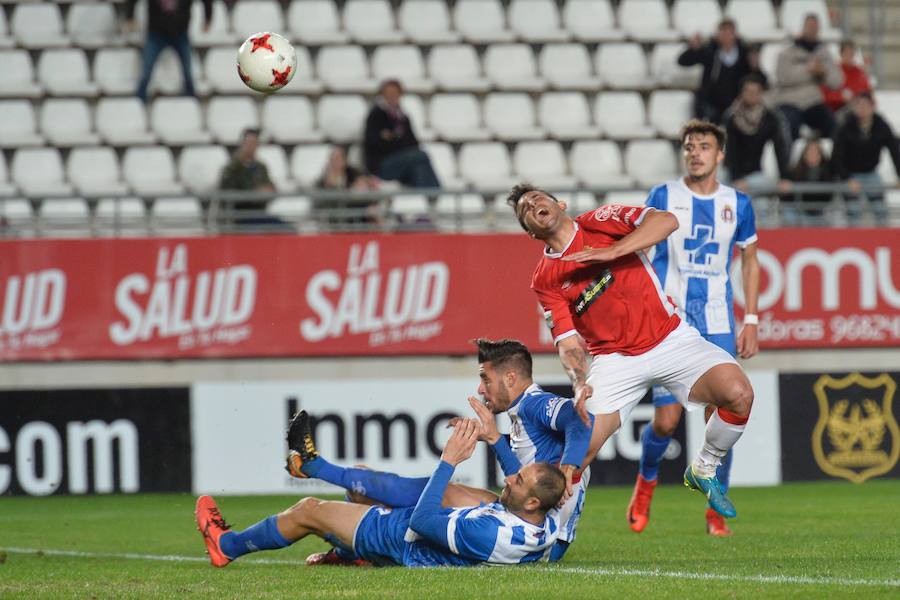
[236,32,297,93]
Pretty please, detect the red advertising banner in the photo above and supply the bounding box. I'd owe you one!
[0,229,897,361]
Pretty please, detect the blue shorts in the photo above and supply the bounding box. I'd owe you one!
[652,332,736,406]
[352,505,413,566]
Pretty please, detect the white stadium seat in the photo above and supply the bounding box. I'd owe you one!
[96,198,148,237]
[0,154,17,197]
[435,194,488,232]
[562,0,625,42]
[760,42,786,85]
[189,0,233,47]
[556,192,599,215]
[878,148,899,186]
[67,147,129,197]
[67,2,123,48]
[343,0,405,44]
[0,9,13,49]
[122,146,185,196]
[672,0,723,38]
[618,0,680,42]
[39,198,92,238]
[40,98,101,146]
[484,44,546,92]
[538,92,600,140]
[151,97,212,145]
[205,47,250,94]
[648,90,694,138]
[317,95,368,144]
[725,0,785,42]
[151,197,205,236]
[427,45,491,93]
[94,48,140,95]
[429,93,490,143]
[458,142,516,189]
[262,96,323,144]
[0,199,35,237]
[0,50,42,97]
[11,3,69,48]
[595,92,655,140]
[96,97,157,145]
[780,0,841,41]
[278,46,324,95]
[38,49,98,96]
[0,100,45,147]
[371,45,435,94]
[267,196,312,224]
[602,190,649,207]
[291,144,332,187]
[625,140,679,187]
[12,148,73,198]
[539,44,601,91]
[423,142,465,190]
[400,95,435,141]
[178,145,230,195]
[650,43,703,88]
[391,194,431,223]
[316,45,377,93]
[513,141,576,189]
[398,0,459,44]
[596,43,651,89]
[231,0,284,39]
[484,93,545,141]
[256,145,295,192]
[287,0,348,45]
[570,141,634,188]
[508,0,570,43]
[148,49,204,96]
[453,0,515,44]
[206,97,259,145]
[877,91,900,133]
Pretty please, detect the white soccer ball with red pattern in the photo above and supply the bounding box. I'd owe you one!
[236,32,297,93]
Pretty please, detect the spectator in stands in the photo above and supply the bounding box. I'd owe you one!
[724,75,792,193]
[787,138,834,222]
[831,92,900,222]
[773,14,842,141]
[678,19,753,124]
[823,40,872,113]
[219,128,283,229]
[315,146,383,228]
[125,0,211,104]
[746,44,769,88]
[364,79,440,189]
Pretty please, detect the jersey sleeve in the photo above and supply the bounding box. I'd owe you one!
[534,285,578,345]
[644,184,669,211]
[448,512,504,561]
[519,396,593,468]
[490,435,522,477]
[734,193,758,248]
[578,204,654,239]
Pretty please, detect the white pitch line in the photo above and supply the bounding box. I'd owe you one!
[2,547,898,588]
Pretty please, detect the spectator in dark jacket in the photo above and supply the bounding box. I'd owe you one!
[788,138,834,221]
[125,0,211,104]
[678,19,753,124]
[364,79,440,188]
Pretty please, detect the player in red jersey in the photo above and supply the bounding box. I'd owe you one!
[507,184,754,518]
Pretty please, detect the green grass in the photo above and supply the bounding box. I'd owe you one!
[1,481,899,599]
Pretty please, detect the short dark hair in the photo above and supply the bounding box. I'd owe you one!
[680,118,727,150]
[530,463,566,513]
[718,18,736,31]
[854,91,873,103]
[379,78,403,94]
[840,39,856,53]
[474,338,533,379]
[505,183,558,233]
[740,73,768,92]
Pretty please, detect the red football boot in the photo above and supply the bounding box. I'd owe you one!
[195,495,233,567]
[626,474,657,533]
[705,507,733,537]
[306,548,371,567]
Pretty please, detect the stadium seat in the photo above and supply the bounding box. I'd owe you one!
[151,197,205,236]
[391,193,431,224]
[256,145,295,192]
[231,0,284,39]
[39,198,92,238]
[11,3,69,48]
[0,199,35,237]
[344,0,406,44]
[513,142,576,189]
[878,148,899,186]
[435,194,488,232]
[267,196,312,230]
[37,49,98,96]
[649,90,694,138]
[760,42,786,86]
[205,47,250,94]
[67,2,123,48]
[458,142,516,189]
[877,90,900,132]
[371,45,435,94]
[67,147,128,197]
[40,98,100,146]
[291,144,332,187]
[316,45,377,93]
[207,97,259,145]
[602,189,650,206]
[122,146,185,196]
[618,0,680,42]
[189,0,233,47]
[287,0,349,45]
[0,154,18,197]
[672,0,723,37]
[562,0,624,42]
[95,197,148,237]
[94,48,140,95]
[151,97,212,145]
[556,191,599,215]
[0,10,13,49]
[780,0,841,41]
[11,148,73,198]
[624,140,680,187]
[427,45,491,93]
[148,49,204,96]
[538,44,601,91]
[0,50,42,97]
[400,94,435,142]
[650,43,703,88]
[429,93,490,143]
[261,96,322,144]
[483,44,546,92]
[595,43,651,89]
[570,141,634,188]
[0,100,45,147]
[484,93,545,141]
[316,94,368,143]
[178,145,230,195]
[423,142,466,190]
[398,0,459,44]
[595,92,655,140]
[96,97,157,146]
[538,92,600,140]
[724,0,785,42]
[508,0,569,42]
[453,0,516,44]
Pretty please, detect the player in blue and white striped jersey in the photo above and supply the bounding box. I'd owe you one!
[628,119,761,537]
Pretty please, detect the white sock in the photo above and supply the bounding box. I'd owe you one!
[693,409,746,477]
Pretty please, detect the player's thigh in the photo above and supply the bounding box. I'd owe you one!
[689,362,753,410]
[442,483,498,507]
[584,411,622,469]
[585,353,650,421]
[293,499,373,548]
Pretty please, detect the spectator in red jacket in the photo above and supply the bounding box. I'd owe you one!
[823,40,872,113]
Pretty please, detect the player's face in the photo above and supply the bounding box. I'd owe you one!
[478,362,513,414]
[682,133,723,181]
[515,191,567,239]
[499,465,538,511]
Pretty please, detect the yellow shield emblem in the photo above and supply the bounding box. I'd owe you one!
[812,373,900,484]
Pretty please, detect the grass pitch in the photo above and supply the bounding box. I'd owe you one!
[1,480,898,599]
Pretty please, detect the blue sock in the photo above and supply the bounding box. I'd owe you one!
[716,449,733,494]
[302,456,429,507]
[219,515,291,560]
[639,426,672,481]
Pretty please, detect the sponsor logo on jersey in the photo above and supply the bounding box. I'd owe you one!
[573,269,614,316]
[544,398,559,418]
[593,205,623,222]
[721,205,735,223]
[812,373,899,483]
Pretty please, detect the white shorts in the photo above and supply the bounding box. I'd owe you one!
[584,321,739,422]
[557,465,590,543]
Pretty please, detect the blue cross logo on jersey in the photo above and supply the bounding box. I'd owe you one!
[683,224,719,265]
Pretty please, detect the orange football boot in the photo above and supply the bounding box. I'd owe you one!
[306,549,371,567]
[626,474,657,533]
[705,507,733,537]
[195,495,233,567]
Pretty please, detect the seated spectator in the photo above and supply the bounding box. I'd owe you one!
[831,92,900,223]
[724,75,792,192]
[678,19,753,124]
[788,138,834,222]
[219,128,285,230]
[315,146,382,228]
[364,79,440,189]
[746,44,769,88]
[773,14,842,141]
[823,40,872,113]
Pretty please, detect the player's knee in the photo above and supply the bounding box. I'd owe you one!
[725,379,754,416]
[651,416,678,437]
[283,496,322,526]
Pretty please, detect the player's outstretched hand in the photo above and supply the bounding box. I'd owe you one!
[561,247,619,264]
[737,324,759,359]
[468,396,501,444]
[573,383,593,426]
[441,419,479,467]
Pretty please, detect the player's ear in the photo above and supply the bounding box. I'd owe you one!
[524,495,541,512]
[557,200,568,212]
